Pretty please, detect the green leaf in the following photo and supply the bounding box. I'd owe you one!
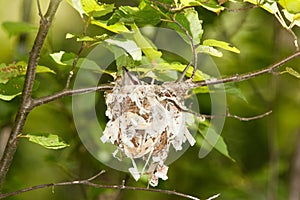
[21,134,69,149]
[50,51,115,76]
[66,0,85,16]
[244,0,279,14]
[196,120,234,161]
[284,67,300,78]
[130,24,162,60]
[81,0,114,17]
[180,0,224,14]
[133,59,210,82]
[224,83,248,102]
[2,21,37,36]
[282,10,300,27]
[168,8,203,45]
[105,38,142,61]
[67,0,114,17]
[196,45,223,57]
[0,61,55,84]
[0,76,39,100]
[279,0,300,14]
[203,39,240,53]
[107,4,161,27]
[0,63,26,84]
[50,51,68,66]
[91,20,129,33]
[0,93,21,101]
[108,6,138,25]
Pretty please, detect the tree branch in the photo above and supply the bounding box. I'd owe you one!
[0,0,62,189]
[31,84,113,108]
[226,110,272,121]
[0,171,201,200]
[28,51,300,108]
[192,51,300,87]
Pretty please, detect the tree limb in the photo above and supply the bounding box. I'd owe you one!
[192,51,300,87]
[0,0,62,189]
[0,171,201,200]
[25,51,300,109]
[31,84,113,108]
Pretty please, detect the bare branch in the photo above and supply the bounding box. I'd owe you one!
[31,84,113,108]
[226,110,273,121]
[0,0,62,188]
[65,17,91,89]
[192,51,300,87]
[0,171,200,200]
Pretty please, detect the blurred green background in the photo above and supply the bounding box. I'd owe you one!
[0,0,300,200]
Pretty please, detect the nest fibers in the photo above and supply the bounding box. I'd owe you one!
[101,69,198,186]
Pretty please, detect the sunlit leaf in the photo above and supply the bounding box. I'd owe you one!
[285,67,300,78]
[0,93,21,101]
[83,0,114,17]
[168,8,203,45]
[65,33,108,42]
[50,51,67,66]
[91,20,129,33]
[131,24,162,60]
[196,45,223,57]
[2,21,37,37]
[133,59,210,82]
[279,0,300,13]
[244,0,279,14]
[180,0,224,14]
[282,10,300,27]
[203,39,240,53]
[192,86,210,93]
[21,134,69,149]
[105,38,142,61]
[66,0,85,16]
[67,0,114,17]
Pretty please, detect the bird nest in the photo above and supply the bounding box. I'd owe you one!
[101,69,197,186]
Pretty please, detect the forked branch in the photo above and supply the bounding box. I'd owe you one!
[0,0,62,188]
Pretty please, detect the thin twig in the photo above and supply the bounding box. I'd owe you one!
[0,0,62,188]
[176,62,192,82]
[0,171,200,200]
[168,16,198,80]
[226,110,272,121]
[36,0,44,21]
[64,17,91,89]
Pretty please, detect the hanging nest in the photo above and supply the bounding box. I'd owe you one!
[101,69,197,186]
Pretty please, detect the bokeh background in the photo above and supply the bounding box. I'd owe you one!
[0,0,300,199]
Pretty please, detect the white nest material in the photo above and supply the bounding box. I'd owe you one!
[101,72,196,187]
